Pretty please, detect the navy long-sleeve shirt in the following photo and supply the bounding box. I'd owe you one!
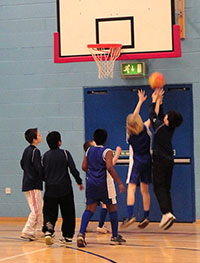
[42,148,82,197]
[20,145,43,191]
[149,102,175,160]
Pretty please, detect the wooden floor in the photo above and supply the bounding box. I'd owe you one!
[1,219,200,263]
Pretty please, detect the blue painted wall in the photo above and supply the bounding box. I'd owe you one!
[0,0,200,219]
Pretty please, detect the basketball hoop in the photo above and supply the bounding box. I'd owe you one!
[87,44,122,79]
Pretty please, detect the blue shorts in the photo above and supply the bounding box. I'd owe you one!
[129,163,152,185]
[86,196,116,205]
[86,184,117,205]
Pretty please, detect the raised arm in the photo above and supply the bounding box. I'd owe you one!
[112,146,122,165]
[154,88,164,117]
[133,90,147,115]
[149,90,163,131]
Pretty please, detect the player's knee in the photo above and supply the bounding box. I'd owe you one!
[106,204,117,213]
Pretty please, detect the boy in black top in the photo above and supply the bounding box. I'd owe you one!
[42,131,84,245]
[20,128,43,241]
[149,89,183,230]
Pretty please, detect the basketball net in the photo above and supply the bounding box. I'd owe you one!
[87,44,122,79]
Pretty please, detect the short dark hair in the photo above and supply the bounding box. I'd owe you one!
[167,111,183,128]
[83,140,94,152]
[46,131,61,149]
[93,129,107,145]
[24,128,38,144]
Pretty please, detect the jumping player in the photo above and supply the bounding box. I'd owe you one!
[121,90,152,229]
[149,89,183,230]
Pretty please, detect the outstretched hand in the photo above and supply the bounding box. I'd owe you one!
[152,88,164,103]
[138,89,147,103]
[152,89,158,102]
[157,88,164,104]
[115,146,122,155]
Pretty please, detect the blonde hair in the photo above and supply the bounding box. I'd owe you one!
[126,113,144,135]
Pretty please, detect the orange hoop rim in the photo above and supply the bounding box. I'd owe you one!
[87,44,122,49]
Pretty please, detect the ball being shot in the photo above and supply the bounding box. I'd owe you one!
[149,72,165,89]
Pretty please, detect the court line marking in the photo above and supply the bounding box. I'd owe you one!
[1,235,200,245]
[63,246,118,263]
[88,242,200,252]
[0,238,118,263]
[0,237,199,263]
[0,248,50,262]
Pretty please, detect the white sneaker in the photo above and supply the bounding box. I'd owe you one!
[163,214,176,230]
[45,231,54,245]
[20,233,36,241]
[159,212,175,229]
[96,226,110,234]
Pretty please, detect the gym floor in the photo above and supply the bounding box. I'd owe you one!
[0,219,200,263]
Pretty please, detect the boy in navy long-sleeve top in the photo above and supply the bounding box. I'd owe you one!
[149,89,183,230]
[20,128,43,241]
[42,131,83,245]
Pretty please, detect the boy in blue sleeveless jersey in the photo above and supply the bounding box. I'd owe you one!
[83,140,122,234]
[121,90,152,229]
[77,129,126,247]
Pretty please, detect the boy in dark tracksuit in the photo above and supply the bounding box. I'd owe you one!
[20,128,43,241]
[42,131,83,245]
[149,90,183,230]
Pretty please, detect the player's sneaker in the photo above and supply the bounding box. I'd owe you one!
[138,217,150,229]
[110,235,126,245]
[120,216,136,229]
[59,237,73,245]
[163,214,176,230]
[20,233,36,241]
[77,233,87,247]
[159,212,175,229]
[96,225,110,234]
[45,231,54,245]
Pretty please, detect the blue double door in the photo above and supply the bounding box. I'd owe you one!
[84,84,195,222]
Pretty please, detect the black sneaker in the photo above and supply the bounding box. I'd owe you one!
[77,233,87,247]
[138,217,150,229]
[110,235,126,245]
[120,217,136,229]
[59,237,73,245]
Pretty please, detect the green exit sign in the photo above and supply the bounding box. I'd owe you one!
[121,62,146,78]
[113,150,129,156]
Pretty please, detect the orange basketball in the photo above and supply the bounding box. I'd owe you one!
[149,72,165,89]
